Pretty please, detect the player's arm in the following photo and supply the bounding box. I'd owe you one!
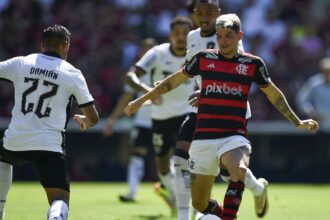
[254,57,318,131]
[72,71,99,130]
[0,57,22,81]
[74,104,99,131]
[124,70,190,116]
[125,46,158,93]
[260,82,318,131]
[103,91,133,136]
[125,66,151,93]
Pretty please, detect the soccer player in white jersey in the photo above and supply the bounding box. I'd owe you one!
[0,25,99,220]
[125,16,194,216]
[124,13,318,220]
[172,1,268,219]
[103,38,157,202]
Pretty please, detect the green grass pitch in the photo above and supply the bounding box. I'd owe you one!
[5,182,330,220]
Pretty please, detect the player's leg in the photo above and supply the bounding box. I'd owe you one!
[173,147,190,220]
[0,161,12,220]
[121,150,146,202]
[119,127,152,202]
[36,151,70,220]
[0,143,16,220]
[152,127,176,215]
[174,113,196,220]
[220,156,268,217]
[152,115,187,216]
[221,166,264,194]
[45,188,69,220]
[189,139,223,218]
[219,137,252,220]
[190,173,222,215]
[220,165,268,218]
[154,148,175,206]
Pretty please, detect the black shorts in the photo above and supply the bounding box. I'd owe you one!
[133,126,153,149]
[0,142,69,191]
[152,114,187,156]
[177,112,197,142]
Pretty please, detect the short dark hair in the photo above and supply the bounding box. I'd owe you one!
[170,16,193,31]
[42,24,71,48]
[195,0,219,8]
[186,0,197,13]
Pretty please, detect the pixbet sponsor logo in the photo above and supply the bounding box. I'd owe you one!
[205,82,243,96]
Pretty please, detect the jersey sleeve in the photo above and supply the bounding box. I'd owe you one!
[72,70,95,107]
[186,33,195,62]
[182,53,200,78]
[253,58,271,87]
[135,46,158,73]
[0,57,23,82]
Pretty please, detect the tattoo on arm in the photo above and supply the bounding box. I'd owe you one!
[158,81,172,94]
[273,94,300,126]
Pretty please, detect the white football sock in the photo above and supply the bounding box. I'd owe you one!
[244,168,264,196]
[127,155,145,198]
[0,162,12,217]
[48,200,68,220]
[158,167,175,200]
[173,156,191,220]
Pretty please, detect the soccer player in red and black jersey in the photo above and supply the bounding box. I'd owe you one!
[124,14,319,220]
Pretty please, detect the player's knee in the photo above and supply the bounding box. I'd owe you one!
[173,155,189,171]
[230,166,247,182]
[173,156,190,192]
[175,140,191,152]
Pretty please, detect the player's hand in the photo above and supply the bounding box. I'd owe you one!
[73,114,90,131]
[103,118,115,137]
[124,100,143,116]
[188,90,201,108]
[296,119,319,132]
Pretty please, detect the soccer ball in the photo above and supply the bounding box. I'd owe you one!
[197,214,221,220]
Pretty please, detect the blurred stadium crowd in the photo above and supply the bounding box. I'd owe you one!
[0,0,329,120]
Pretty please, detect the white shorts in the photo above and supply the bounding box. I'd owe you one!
[188,135,251,176]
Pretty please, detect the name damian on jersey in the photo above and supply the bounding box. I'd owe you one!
[30,67,58,80]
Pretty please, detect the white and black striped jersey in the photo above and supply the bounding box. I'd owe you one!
[0,52,94,153]
[135,43,195,120]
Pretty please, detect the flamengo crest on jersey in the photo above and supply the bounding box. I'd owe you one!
[135,43,195,120]
[0,53,94,153]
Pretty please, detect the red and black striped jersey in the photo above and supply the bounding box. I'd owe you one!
[183,50,271,140]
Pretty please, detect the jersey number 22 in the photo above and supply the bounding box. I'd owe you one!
[21,77,59,118]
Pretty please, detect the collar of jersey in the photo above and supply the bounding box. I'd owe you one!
[42,51,62,59]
